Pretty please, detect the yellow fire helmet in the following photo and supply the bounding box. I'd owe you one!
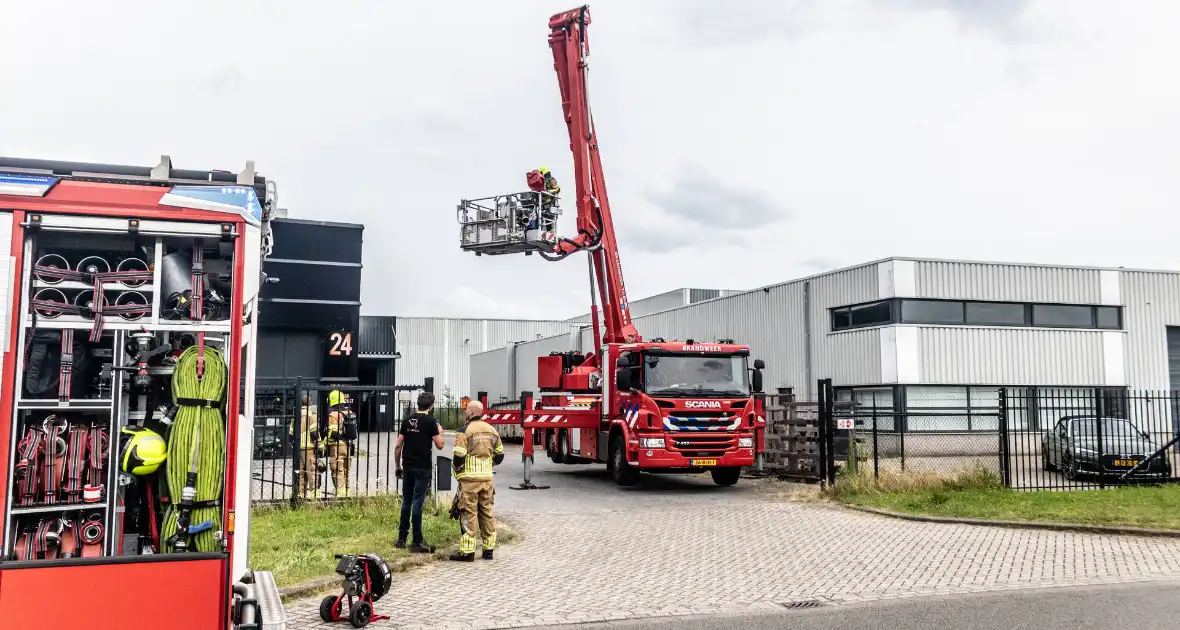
[328,389,347,407]
[538,165,550,175]
[119,426,168,476]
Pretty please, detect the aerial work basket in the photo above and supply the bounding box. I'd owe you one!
[457,190,561,256]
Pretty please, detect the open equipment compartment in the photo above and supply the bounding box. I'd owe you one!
[0,156,277,630]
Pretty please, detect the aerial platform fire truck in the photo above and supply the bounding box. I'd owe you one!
[0,156,285,628]
[457,5,767,487]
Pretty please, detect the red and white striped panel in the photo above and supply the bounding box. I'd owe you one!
[481,413,520,423]
[524,414,568,425]
[539,232,556,241]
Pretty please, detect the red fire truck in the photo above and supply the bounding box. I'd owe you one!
[0,156,283,628]
[457,6,767,487]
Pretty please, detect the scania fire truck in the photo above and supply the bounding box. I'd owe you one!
[457,6,767,487]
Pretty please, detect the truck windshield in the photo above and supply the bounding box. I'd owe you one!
[644,354,750,397]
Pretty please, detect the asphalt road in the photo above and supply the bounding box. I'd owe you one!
[552,580,1180,630]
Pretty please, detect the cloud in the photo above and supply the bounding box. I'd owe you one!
[1,0,1177,321]
[643,165,787,230]
[888,0,1036,40]
[670,0,821,47]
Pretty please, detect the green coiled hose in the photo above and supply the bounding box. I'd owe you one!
[162,345,227,553]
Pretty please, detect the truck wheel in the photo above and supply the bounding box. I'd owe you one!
[558,430,572,464]
[610,437,639,486]
[710,467,741,487]
[547,430,563,464]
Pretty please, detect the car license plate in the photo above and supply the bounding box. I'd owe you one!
[690,459,717,467]
[1113,458,1140,468]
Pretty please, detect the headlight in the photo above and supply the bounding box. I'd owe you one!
[738,437,754,448]
[640,438,665,449]
[1074,447,1097,456]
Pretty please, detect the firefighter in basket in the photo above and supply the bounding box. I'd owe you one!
[524,166,561,229]
[325,390,359,498]
[289,394,326,498]
[449,401,505,562]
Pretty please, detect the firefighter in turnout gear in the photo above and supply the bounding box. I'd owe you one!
[325,389,358,498]
[289,394,324,497]
[449,401,504,561]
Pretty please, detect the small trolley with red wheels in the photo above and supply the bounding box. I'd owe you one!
[319,553,393,627]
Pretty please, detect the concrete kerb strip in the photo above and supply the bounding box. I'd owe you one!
[837,503,1180,538]
[277,519,519,601]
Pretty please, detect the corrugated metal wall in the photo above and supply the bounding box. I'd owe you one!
[470,346,511,403]
[809,265,882,390]
[359,315,396,356]
[513,334,579,399]
[1121,271,1180,390]
[917,327,1105,385]
[466,261,1180,401]
[912,260,1102,303]
[473,263,883,400]
[394,317,576,398]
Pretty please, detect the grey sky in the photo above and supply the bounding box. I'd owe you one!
[2,1,1178,320]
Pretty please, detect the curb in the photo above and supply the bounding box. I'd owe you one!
[838,503,1180,538]
[277,520,519,600]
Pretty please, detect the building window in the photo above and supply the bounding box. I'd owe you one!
[1096,306,1121,329]
[830,298,1122,332]
[831,300,892,331]
[835,386,896,431]
[906,386,970,431]
[901,299,964,324]
[1031,304,1094,328]
[965,302,1027,326]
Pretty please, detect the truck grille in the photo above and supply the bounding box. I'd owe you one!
[669,434,734,457]
[664,414,740,431]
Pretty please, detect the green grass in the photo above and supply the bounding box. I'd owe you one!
[248,494,463,587]
[832,466,1180,530]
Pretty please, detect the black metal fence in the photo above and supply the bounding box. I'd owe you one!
[817,380,1180,491]
[1001,388,1180,490]
[249,377,436,505]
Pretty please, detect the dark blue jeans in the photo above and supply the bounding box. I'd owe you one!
[398,468,432,543]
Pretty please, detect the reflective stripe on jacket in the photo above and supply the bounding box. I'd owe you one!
[325,409,347,444]
[290,405,321,450]
[453,420,504,481]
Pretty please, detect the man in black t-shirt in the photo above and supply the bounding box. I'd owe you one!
[395,392,444,552]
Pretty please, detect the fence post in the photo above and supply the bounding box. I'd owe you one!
[825,380,837,485]
[998,388,1010,487]
[871,400,879,479]
[290,377,303,508]
[899,394,906,472]
[1094,387,1105,490]
[816,379,829,486]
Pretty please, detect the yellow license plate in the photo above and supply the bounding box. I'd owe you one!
[690,459,717,467]
[1113,459,1140,467]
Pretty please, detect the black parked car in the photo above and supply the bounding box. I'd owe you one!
[1042,415,1172,480]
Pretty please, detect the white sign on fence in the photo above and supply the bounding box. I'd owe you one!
[836,418,855,430]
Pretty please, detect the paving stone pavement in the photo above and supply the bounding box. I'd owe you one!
[279,448,1180,629]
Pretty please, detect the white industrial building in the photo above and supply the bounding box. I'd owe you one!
[469,257,1180,433]
[564,287,743,323]
[365,316,581,402]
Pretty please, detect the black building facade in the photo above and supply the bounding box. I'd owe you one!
[256,218,363,383]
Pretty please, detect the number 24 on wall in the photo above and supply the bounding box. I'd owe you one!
[329,332,353,356]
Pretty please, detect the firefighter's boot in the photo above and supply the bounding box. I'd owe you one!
[482,549,493,560]
[394,538,407,549]
[449,551,475,562]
